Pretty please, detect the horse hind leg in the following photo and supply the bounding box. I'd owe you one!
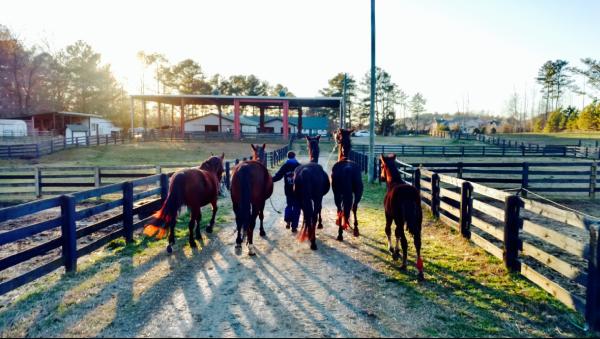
[206,199,217,234]
[317,211,323,229]
[188,209,199,248]
[414,230,424,281]
[234,205,243,249]
[247,207,259,256]
[396,216,408,270]
[352,200,360,237]
[167,219,176,253]
[385,214,394,256]
[195,209,203,242]
[259,206,266,237]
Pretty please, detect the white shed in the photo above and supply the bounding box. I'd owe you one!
[0,119,27,137]
[89,117,121,136]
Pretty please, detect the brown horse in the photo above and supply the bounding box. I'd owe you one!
[380,154,424,281]
[144,154,224,253]
[230,144,273,255]
[294,135,330,250]
[331,128,363,241]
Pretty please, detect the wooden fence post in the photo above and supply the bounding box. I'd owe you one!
[60,195,77,272]
[123,182,134,244]
[521,162,529,198]
[503,195,522,272]
[160,173,169,202]
[34,168,42,198]
[413,168,421,190]
[590,162,597,199]
[155,165,162,174]
[431,173,440,218]
[457,162,464,179]
[585,220,600,331]
[94,167,101,188]
[459,181,473,239]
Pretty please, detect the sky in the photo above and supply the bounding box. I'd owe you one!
[2,0,599,116]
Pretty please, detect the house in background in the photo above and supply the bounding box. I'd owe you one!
[12,112,120,137]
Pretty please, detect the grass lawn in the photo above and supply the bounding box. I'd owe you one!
[497,133,600,146]
[0,141,286,167]
[355,180,589,337]
[351,135,483,146]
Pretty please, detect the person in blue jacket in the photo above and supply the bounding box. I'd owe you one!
[272,151,301,232]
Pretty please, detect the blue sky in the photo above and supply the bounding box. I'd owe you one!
[2,0,599,115]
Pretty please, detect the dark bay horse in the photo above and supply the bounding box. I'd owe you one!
[380,154,424,281]
[294,135,330,250]
[144,154,224,253]
[331,128,364,241]
[230,144,273,255]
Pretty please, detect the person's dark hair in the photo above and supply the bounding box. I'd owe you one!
[287,151,296,159]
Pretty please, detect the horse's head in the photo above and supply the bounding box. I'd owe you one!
[334,128,354,158]
[380,153,400,184]
[201,153,225,182]
[305,135,321,163]
[251,143,267,166]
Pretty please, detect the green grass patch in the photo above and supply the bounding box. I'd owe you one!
[357,179,589,337]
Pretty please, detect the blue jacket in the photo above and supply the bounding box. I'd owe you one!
[273,158,300,196]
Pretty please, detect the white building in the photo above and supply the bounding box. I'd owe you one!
[0,119,27,137]
[184,113,258,133]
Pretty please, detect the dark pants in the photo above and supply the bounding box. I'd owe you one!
[284,195,301,229]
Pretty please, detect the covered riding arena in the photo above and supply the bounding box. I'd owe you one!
[129,94,343,140]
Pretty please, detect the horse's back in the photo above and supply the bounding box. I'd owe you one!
[181,168,219,207]
[332,160,362,193]
[231,160,273,203]
[294,163,330,197]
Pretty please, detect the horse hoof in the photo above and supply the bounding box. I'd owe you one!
[248,245,256,256]
[317,224,323,229]
[189,241,198,248]
[235,243,242,249]
[399,264,407,271]
[260,230,266,237]
[285,223,290,229]
[336,234,343,242]
[167,245,173,253]
[291,228,298,233]
[353,229,360,237]
[310,243,318,251]
[206,226,213,234]
[417,272,425,282]
[392,252,400,261]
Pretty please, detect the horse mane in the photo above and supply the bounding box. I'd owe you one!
[200,157,221,174]
[383,158,404,185]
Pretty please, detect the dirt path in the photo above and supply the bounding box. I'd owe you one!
[124,154,427,337]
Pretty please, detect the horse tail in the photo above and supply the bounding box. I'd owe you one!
[404,186,422,237]
[144,172,185,239]
[237,166,252,233]
[297,173,313,242]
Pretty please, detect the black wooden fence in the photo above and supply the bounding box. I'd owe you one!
[0,142,289,296]
[0,173,167,296]
[397,161,600,331]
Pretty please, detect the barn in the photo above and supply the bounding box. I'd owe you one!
[184,113,258,133]
[12,112,121,137]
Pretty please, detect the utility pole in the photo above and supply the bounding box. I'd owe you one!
[368,0,376,183]
[342,73,348,129]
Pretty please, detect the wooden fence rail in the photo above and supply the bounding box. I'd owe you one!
[394,159,600,330]
[0,144,289,202]
[0,143,289,296]
[351,149,599,197]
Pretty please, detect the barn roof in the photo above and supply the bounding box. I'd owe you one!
[17,111,103,119]
[130,94,342,109]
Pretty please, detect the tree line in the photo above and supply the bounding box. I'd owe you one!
[318,70,427,135]
[532,58,600,132]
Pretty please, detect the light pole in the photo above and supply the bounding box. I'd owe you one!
[368,0,376,183]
